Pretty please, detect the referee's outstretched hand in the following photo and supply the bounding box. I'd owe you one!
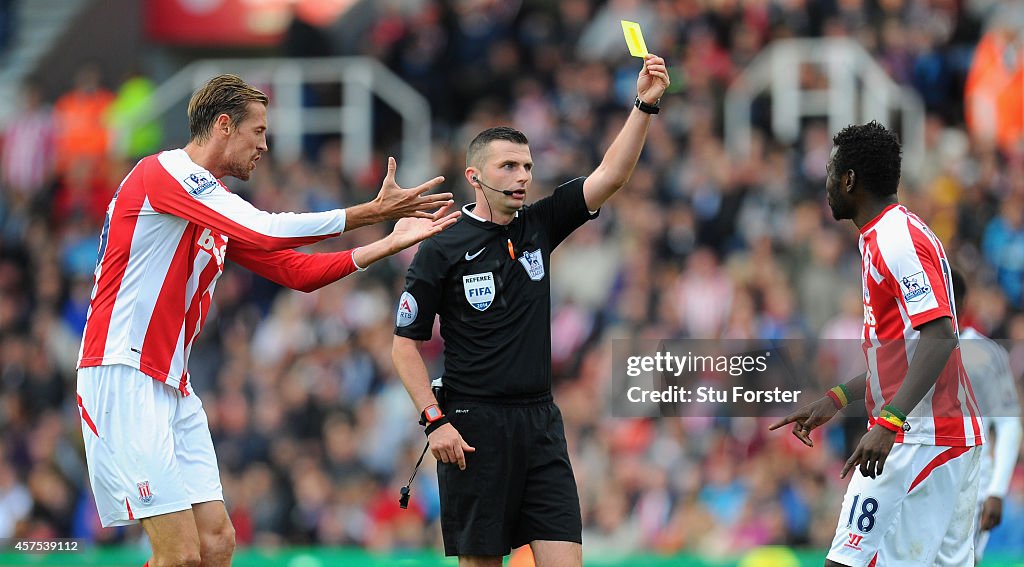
[428,423,475,470]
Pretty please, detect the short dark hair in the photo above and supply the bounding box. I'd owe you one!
[187,74,269,143]
[832,121,902,197]
[951,268,966,306]
[466,126,529,167]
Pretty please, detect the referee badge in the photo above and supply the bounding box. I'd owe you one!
[396,291,418,327]
[463,272,496,311]
[518,249,545,281]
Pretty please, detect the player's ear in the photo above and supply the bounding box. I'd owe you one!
[215,113,232,136]
[845,169,856,192]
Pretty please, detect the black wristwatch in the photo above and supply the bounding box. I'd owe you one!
[634,96,660,114]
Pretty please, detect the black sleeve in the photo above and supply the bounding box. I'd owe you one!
[394,238,446,341]
[528,177,599,249]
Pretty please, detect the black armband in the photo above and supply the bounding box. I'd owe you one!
[424,415,450,437]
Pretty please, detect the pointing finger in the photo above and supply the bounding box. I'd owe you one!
[841,449,861,479]
[768,414,799,430]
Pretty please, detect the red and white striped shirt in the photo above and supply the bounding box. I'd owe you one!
[859,204,983,446]
[1,108,53,196]
[77,149,359,393]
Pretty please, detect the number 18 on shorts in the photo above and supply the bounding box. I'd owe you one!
[826,443,980,567]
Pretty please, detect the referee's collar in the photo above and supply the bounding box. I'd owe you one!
[462,203,519,227]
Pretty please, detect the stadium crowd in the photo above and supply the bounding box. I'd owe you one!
[1,0,1023,558]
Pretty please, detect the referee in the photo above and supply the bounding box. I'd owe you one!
[393,54,669,566]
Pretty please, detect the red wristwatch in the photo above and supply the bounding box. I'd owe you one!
[420,404,443,426]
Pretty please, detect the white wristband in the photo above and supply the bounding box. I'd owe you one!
[351,248,367,271]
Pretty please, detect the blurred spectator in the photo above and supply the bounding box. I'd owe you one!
[1,79,53,213]
[51,157,109,227]
[107,70,163,161]
[982,197,1024,308]
[52,62,114,179]
[965,3,1024,152]
[0,459,31,538]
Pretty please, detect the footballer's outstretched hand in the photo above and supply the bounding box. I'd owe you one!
[769,396,840,448]
[375,157,453,220]
[387,202,460,251]
[345,157,454,230]
[352,202,459,269]
[841,425,897,479]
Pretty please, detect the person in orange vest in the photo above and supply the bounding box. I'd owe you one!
[965,6,1024,153]
[52,62,115,179]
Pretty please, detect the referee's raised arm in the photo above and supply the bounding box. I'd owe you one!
[581,53,669,211]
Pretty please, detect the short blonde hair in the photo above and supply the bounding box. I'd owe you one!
[187,74,269,143]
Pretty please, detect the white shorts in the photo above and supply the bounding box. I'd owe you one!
[826,443,981,567]
[76,364,222,527]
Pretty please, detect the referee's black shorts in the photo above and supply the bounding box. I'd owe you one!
[437,391,582,557]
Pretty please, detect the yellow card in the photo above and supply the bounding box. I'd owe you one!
[621,20,648,58]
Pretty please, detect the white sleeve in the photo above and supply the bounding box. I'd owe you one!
[987,416,1023,499]
[151,150,347,250]
[964,331,1023,499]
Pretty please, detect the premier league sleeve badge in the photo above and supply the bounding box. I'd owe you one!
[518,249,545,281]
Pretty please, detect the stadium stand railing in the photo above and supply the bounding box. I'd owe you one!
[725,38,926,181]
[114,57,432,186]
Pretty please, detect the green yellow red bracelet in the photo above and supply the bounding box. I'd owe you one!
[826,384,851,409]
[876,404,906,433]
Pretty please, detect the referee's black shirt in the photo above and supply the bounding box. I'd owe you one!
[395,177,598,397]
